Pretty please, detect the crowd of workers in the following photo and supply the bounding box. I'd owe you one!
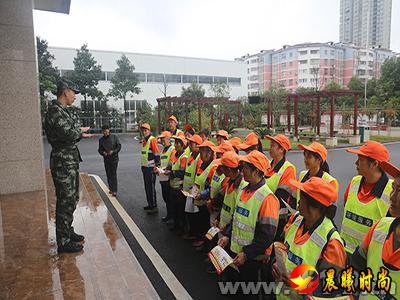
[140,115,400,300]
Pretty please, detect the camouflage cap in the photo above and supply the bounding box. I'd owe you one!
[56,78,80,95]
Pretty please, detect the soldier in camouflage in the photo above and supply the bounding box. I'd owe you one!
[44,78,92,253]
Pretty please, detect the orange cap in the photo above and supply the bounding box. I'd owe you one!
[237,132,259,150]
[199,140,218,152]
[240,150,271,175]
[168,115,178,123]
[229,137,241,149]
[158,131,172,138]
[217,142,235,154]
[216,130,229,139]
[213,151,240,168]
[298,142,327,162]
[141,123,151,130]
[177,131,185,137]
[265,134,291,151]
[289,177,338,207]
[346,141,390,162]
[187,134,202,145]
[183,124,195,132]
[173,135,187,147]
[379,161,400,178]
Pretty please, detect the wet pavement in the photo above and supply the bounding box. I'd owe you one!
[0,170,159,299]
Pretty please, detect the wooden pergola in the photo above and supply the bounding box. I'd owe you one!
[156,97,242,134]
[263,90,362,139]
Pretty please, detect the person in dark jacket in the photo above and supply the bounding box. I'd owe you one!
[98,124,121,196]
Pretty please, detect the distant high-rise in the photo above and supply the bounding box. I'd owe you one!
[340,0,392,49]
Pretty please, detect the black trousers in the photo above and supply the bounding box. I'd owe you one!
[104,159,118,193]
[141,166,157,208]
[170,188,186,229]
[160,181,172,217]
[192,205,210,240]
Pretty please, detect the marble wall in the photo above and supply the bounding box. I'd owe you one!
[0,0,45,194]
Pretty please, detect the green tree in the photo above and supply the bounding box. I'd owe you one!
[68,44,103,126]
[347,76,364,91]
[181,82,205,97]
[379,57,400,99]
[136,101,156,130]
[108,54,141,131]
[324,81,343,91]
[36,37,59,119]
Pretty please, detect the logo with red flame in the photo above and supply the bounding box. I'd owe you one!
[290,264,320,294]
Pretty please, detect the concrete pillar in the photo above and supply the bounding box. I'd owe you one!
[0,0,45,194]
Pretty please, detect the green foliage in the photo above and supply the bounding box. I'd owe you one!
[242,103,263,129]
[347,76,364,91]
[68,44,103,100]
[108,54,141,99]
[181,82,205,97]
[108,54,141,130]
[36,37,59,121]
[136,101,157,130]
[254,127,273,138]
[379,57,400,99]
[324,81,343,91]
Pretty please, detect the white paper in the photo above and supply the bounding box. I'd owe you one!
[205,226,220,240]
[185,196,199,213]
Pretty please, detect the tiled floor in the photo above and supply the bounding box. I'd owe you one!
[0,170,160,299]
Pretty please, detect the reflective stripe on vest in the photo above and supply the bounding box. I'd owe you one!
[210,173,226,199]
[170,129,184,145]
[160,145,174,169]
[169,151,188,189]
[296,170,339,204]
[363,217,399,300]
[230,183,273,254]
[141,136,156,167]
[266,160,296,193]
[194,162,215,192]
[341,175,392,253]
[183,153,199,192]
[277,214,344,300]
[219,179,248,229]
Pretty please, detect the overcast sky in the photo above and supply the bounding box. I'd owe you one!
[33,0,400,60]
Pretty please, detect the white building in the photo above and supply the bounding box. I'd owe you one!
[49,47,247,127]
[340,0,392,49]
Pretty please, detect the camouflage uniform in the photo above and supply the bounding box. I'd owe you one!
[44,100,82,247]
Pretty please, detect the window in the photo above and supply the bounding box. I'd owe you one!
[250,59,258,64]
[299,60,308,65]
[310,59,319,65]
[100,71,106,81]
[199,76,213,84]
[147,73,164,83]
[107,71,115,81]
[281,62,286,69]
[289,79,293,86]
[134,72,146,82]
[60,69,74,77]
[280,53,286,60]
[289,61,293,67]
[250,67,258,71]
[249,75,258,81]
[214,76,227,83]
[228,77,241,85]
[125,100,136,110]
[310,50,319,54]
[165,74,181,83]
[182,75,198,83]
[299,50,308,55]
[330,50,335,55]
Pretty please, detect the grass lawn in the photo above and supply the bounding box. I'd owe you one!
[370,135,400,143]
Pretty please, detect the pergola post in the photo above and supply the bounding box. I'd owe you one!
[317,96,321,136]
[167,99,172,117]
[219,108,223,129]
[354,93,358,135]
[198,99,202,130]
[185,100,188,125]
[211,105,214,131]
[237,102,241,128]
[330,95,335,137]
[294,95,299,140]
[269,99,273,128]
[287,96,291,134]
[157,99,161,134]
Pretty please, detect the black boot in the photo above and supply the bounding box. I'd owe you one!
[58,242,83,253]
[71,231,85,242]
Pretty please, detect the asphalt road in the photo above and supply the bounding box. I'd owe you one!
[42,136,400,299]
